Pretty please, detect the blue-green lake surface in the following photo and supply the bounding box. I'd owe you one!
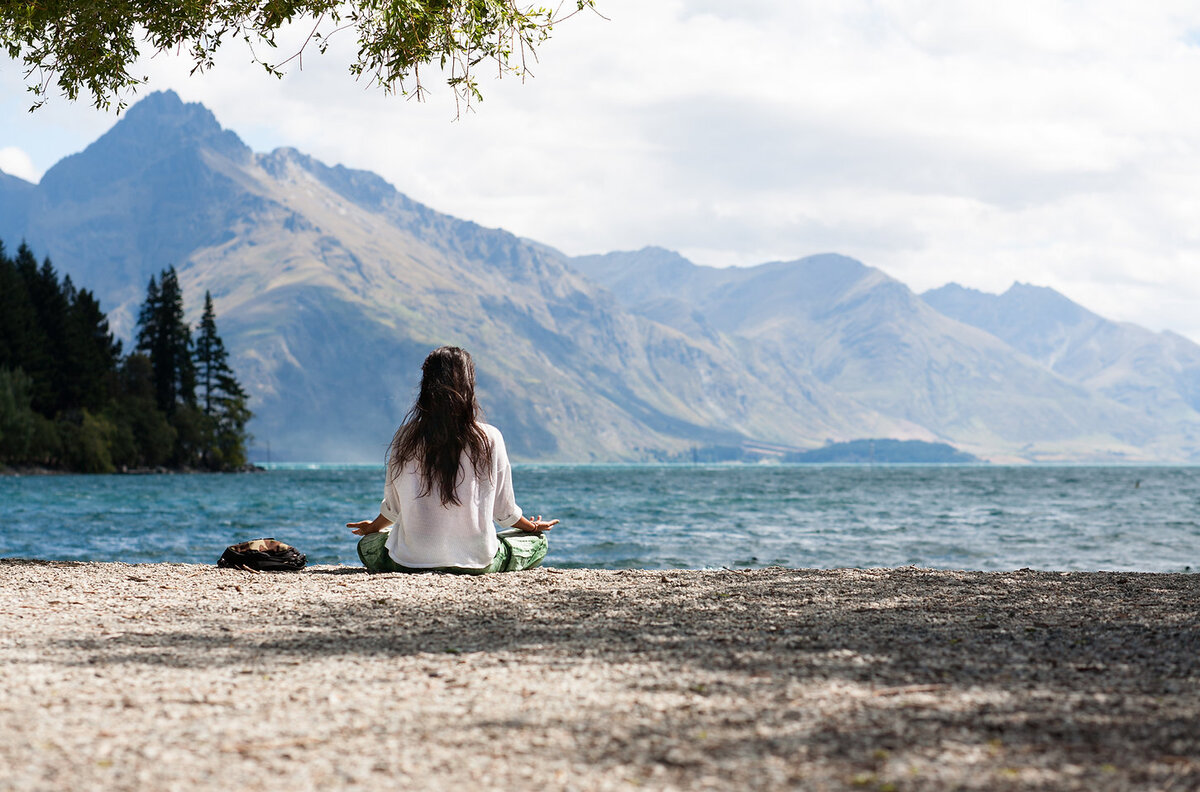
[1,465,1197,571]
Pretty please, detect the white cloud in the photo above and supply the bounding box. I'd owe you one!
[0,146,37,182]
[4,1,1200,338]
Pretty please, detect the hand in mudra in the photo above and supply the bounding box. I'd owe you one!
[523,515,559,533]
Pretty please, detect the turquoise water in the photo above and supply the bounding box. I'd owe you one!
[1,465,1197,571]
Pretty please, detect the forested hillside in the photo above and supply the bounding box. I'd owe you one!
[0,241,251,472]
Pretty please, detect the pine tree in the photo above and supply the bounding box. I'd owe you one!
[136,273,160,360]
[194,291,228,416]
[136,266,195,415]
[192,291,251,469]
[0,241,39,373]
[63,281,122,413]
[212,371,251,469]
[12,244,60,415]
[161,267,196,410]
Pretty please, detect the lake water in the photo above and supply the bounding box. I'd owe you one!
[1,465,1197,571]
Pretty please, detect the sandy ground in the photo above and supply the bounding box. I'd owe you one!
[0,561,1197,791]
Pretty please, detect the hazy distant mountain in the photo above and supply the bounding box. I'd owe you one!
[922,283,1101,363]
[7,91,1200,462]
[573,249,1168,461]
[0,170,33,251]
[1,91,911,462]
[923,283,1200,441]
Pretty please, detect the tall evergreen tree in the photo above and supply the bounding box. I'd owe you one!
[62,285,122,412]
[193,291,251,469]
[136,273,160,352]
[211,371,251,469]
[11,244,59,414]
[194,291,228,415]
[0,241,39,372]
[136,266,195,415]
[161,267,196,409]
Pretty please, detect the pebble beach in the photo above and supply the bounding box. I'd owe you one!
[1,561,1198,791]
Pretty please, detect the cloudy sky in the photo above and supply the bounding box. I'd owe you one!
[3,2,1200,338]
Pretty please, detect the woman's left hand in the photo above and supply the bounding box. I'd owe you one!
[348,514,393,536]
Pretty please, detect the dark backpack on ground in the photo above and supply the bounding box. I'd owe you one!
[217,538,306,571]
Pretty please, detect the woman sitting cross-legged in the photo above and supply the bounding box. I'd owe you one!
[347,345,557,574]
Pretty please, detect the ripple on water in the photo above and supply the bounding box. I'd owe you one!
[3,465,1199,571]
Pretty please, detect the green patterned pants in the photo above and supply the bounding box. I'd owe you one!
[356,529,548,574]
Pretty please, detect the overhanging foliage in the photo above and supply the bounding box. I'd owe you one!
[1,0,596,112]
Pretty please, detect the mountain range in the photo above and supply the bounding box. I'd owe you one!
[2,90,1199,463]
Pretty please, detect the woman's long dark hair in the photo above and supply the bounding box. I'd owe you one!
[389,346,492,506]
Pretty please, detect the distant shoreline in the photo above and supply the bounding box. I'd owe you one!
[8,460,1200,475]
[0,464,266,476]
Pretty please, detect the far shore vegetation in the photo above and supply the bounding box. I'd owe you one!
[674,439,980,465]
[0,240,251,473]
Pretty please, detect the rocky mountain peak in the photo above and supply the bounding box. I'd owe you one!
[924,281,1100,337]
[38,90,250,201]
[113,91,250,163]
[120,90,222,135]
[1000,282,1096,324]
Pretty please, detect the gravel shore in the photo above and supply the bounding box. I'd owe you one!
[1,561,1197,791]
